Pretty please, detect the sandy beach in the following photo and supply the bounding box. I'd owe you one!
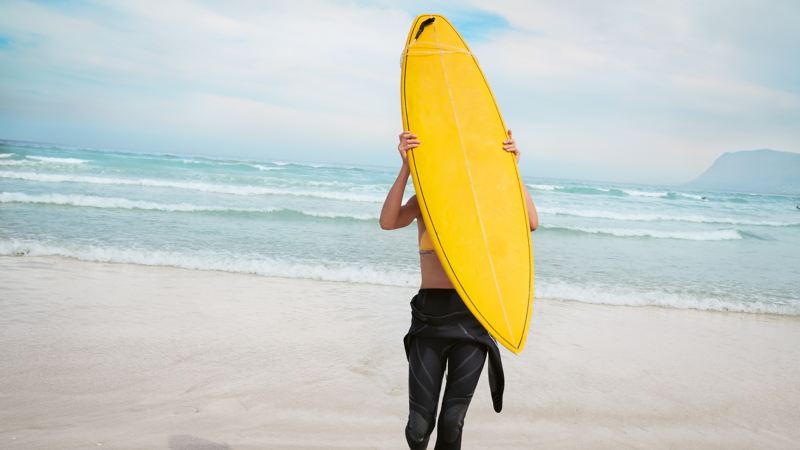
[1,255,798,449]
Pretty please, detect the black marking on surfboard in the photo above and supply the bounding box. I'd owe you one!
[415,17,436,40]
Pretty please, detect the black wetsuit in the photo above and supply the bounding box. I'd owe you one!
[403,288,504,450]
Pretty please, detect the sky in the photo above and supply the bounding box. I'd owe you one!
[0,0,798,183]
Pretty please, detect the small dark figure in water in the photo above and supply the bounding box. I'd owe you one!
[796,204,800,210]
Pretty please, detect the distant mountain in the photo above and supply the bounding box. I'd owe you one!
[686,149,800,195]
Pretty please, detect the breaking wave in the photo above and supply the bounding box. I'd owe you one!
[0,171,384,202]
[544,225,743,241]
[0,192,377,220]
[538,207,799,227]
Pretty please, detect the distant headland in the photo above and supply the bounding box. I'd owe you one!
[686,149,800,195]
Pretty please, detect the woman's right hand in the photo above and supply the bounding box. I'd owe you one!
[398,131,420,164]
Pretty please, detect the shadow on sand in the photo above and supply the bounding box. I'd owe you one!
[168,434,231,450]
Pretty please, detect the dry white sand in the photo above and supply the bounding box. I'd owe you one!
[1,255,798,449]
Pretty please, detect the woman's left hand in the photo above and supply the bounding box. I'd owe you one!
[502,129,519,163]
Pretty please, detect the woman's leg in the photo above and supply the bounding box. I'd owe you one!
[406,336,448,450]
[434,342,487,450]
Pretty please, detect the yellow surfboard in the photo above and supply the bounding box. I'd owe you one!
[401,14,534,354]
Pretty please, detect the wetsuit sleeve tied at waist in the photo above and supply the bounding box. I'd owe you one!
[403,301,505,413]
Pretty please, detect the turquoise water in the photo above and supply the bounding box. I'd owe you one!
[1,139,798,314]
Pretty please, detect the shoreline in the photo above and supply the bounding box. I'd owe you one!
[1,254,795,318]
[1,255,799,448]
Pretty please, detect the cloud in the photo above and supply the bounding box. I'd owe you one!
[466,0,800,181]
[0,0,798,182]
[0,0,411,163]
[671,75,800,113]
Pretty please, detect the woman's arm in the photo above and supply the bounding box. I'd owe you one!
[379,131,421,230]
[379,165,418,230]
[503,129,539,231]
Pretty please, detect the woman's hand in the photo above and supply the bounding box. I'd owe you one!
[398,131,420,165]
[502,129,520,163]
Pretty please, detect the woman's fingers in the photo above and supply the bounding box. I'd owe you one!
[398,131,420,157]
[501,130,519,162]
[399,131,419,144]
[401,136,420,148]
[400,142,420,151]
[397,131,419,164]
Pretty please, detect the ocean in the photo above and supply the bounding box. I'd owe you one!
[1,139,798,315]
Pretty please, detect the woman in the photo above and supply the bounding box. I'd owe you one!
[380,130,539,449]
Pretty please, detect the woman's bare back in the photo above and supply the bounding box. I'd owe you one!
[413,196,455,289]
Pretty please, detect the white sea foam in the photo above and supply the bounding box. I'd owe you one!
[537,207,799,227]
[0,192,245,212]
[0,239,418,287]
[527,184,694,200]
[2,239,795,316]
[302,180,353,187]
[526,184,561,191]
[0,171,384,202]
[304,210,377,220]
[546,225,743,240]
[270,160,360,170]
[0,153,13,158]
[0,192,378,220]
[248,164,281,171]
[26,155,88,165]
[538,281,800,316]
[623,189,668,198]
[179,159,284,171]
